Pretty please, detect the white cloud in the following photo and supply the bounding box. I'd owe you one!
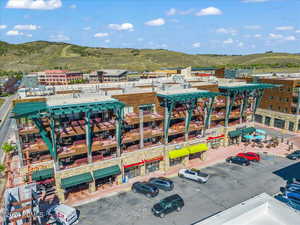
[216,28,238,35]
[104,39,111,43]
[145,18,165,26]
[242,0,269,3]
[195,7,222,16]
[223,38,234,44]
[275,26,294,31]
[137,38,144,42]
[238,41,244,47]
[6,30,23,36]
[94,32,109,38]
[14,24,40,30]
[166,8,176,16]
[108,23,134,31]
[192,42,201,48]
[0,25,7,29]
[83,26,91,31]
[244,25,261,30]
[285,35,296,41]
[49,34,70,42]
[6,0,62,10]
[296,30,300,33]
[269,33,283,39]
[254,34,262,38]
[160,44,168,48]
[69,4,76,9]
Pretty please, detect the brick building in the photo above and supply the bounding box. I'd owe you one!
[38,70,83,85]
[12,77,275,202]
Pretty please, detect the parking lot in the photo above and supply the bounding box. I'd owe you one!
[77,155,295,225]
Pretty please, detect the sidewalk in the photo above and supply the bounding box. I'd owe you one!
[67,140,295,207]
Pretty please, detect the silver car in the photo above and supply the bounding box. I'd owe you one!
[178,168,209,183]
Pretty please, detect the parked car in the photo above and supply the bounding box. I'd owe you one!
[152,194,184,218]
[237,152,260,162]
[286,150,300,160]
[131,182,159,198]
[226,156,250,166]
[148,177,174,191]
[178,168,209,183]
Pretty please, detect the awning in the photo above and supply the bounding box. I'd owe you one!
[189,143,208,154]
[243,135,254,140]
[93,165,121,180]
[256,129,266,134]
[32,168,54,181]
[228,130,241,138]
[207,135,225,140]
[61,172,93,189]
[242,127,256,135]
[124,161,144,169]
[144,156,163,163]
[169,147,190,159]
[255,135,265,140]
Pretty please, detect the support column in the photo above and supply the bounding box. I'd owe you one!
[296,89,300,115]
[115,108,123,157]
[184,110,189,142]
[225,95,231,128]
[85,111,92,163]
[89,181,96,193]
[50,118,59,170]
[204,96,215,132]
[164,102,174,145]
[139,109,144,149]
[116,120,121,157]
[253,89,264,121]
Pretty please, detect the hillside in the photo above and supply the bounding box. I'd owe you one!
[0,41,300,73]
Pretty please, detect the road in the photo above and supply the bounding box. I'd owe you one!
[0,95,15,161]
[77,156,295,225]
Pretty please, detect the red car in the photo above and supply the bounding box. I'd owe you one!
[236,152,260,162]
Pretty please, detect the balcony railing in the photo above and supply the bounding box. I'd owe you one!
[125,112,163,125]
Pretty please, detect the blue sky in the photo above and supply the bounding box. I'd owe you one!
[0,0,299,54]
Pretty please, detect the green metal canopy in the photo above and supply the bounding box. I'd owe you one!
[157,91,222,102]
[61,172,93,189]
[12,101,47,118]
[219,83,279,93]
[241,127,256,134]
[32,168,54,181]
[228,127,256,138]
[93,165,121,180]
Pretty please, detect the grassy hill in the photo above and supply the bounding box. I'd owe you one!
[0,41,300,73]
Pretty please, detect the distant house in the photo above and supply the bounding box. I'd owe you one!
[38,70,83,85]
[95,69,128,82]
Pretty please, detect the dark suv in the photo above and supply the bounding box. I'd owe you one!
[226,156,250,166]
[152,194,184,218]
[148,177,174,191]
[131,182,159,198]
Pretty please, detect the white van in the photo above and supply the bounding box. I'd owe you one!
[53,204,78,225]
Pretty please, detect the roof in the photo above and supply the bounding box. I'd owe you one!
[192,67,216,71]
[100,69,128,77]
[157,90,222,102]
[12,101,47,118]
[219,83,279,93]
[193,193,300,225]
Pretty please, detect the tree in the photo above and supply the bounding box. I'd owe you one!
[2,142,16,154]
[0,164,5,174]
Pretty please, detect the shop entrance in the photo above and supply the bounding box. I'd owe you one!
[170,157,185,167]
[124,165,141,179]
[145,161,160,174]
[95,176,116,189]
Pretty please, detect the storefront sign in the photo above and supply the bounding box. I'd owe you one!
[144,156,163,163]
[124,161,144,169]
[28,164,52,173]
[207,135,225,141]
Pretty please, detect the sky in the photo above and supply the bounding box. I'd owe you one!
[0,0,299,55]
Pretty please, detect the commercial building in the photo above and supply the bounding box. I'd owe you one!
[244,74,300,132]
[194,193,300,225]
[11,77,275,202]
[38,70,84,85]
[94,69,128,83]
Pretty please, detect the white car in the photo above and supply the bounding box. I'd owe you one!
[178,168,209,183]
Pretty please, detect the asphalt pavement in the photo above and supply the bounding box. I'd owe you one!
[77,156,295,225]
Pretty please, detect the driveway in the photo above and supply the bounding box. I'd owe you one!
[77,156,295,225]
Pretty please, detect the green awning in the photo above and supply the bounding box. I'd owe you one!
[93,165,121,180]
[242,127,256,134]
[228,130,241,138]
[61,172,93,189]
[32,168,54,181]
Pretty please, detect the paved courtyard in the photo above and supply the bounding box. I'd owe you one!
[77,155,296,225]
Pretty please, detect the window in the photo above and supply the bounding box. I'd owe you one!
[278,106,281,111]
[269,96,273,100]
[124,106,134,114]
[283,108,288,113]
[286,98,289,102]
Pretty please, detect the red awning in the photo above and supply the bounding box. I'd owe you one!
[144,156,163,163]
[124,161,144,169]
[207,135,225,140]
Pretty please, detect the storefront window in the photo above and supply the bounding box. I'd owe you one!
[170,157,184,167]
[124,166,141,179]
[146,161,160,173]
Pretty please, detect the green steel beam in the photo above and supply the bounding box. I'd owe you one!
[49,118,57,161]
[185,101,196,134]
[205,96,215,129]
[115,106,124,149]
[157,91,221,103]
[225,93,238,127]
[164,101,175,143]
[85,111,92,158]
[32,118,55,160]
[240,91,249,119]
[253,89,265,113]
[219,83,279,94]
